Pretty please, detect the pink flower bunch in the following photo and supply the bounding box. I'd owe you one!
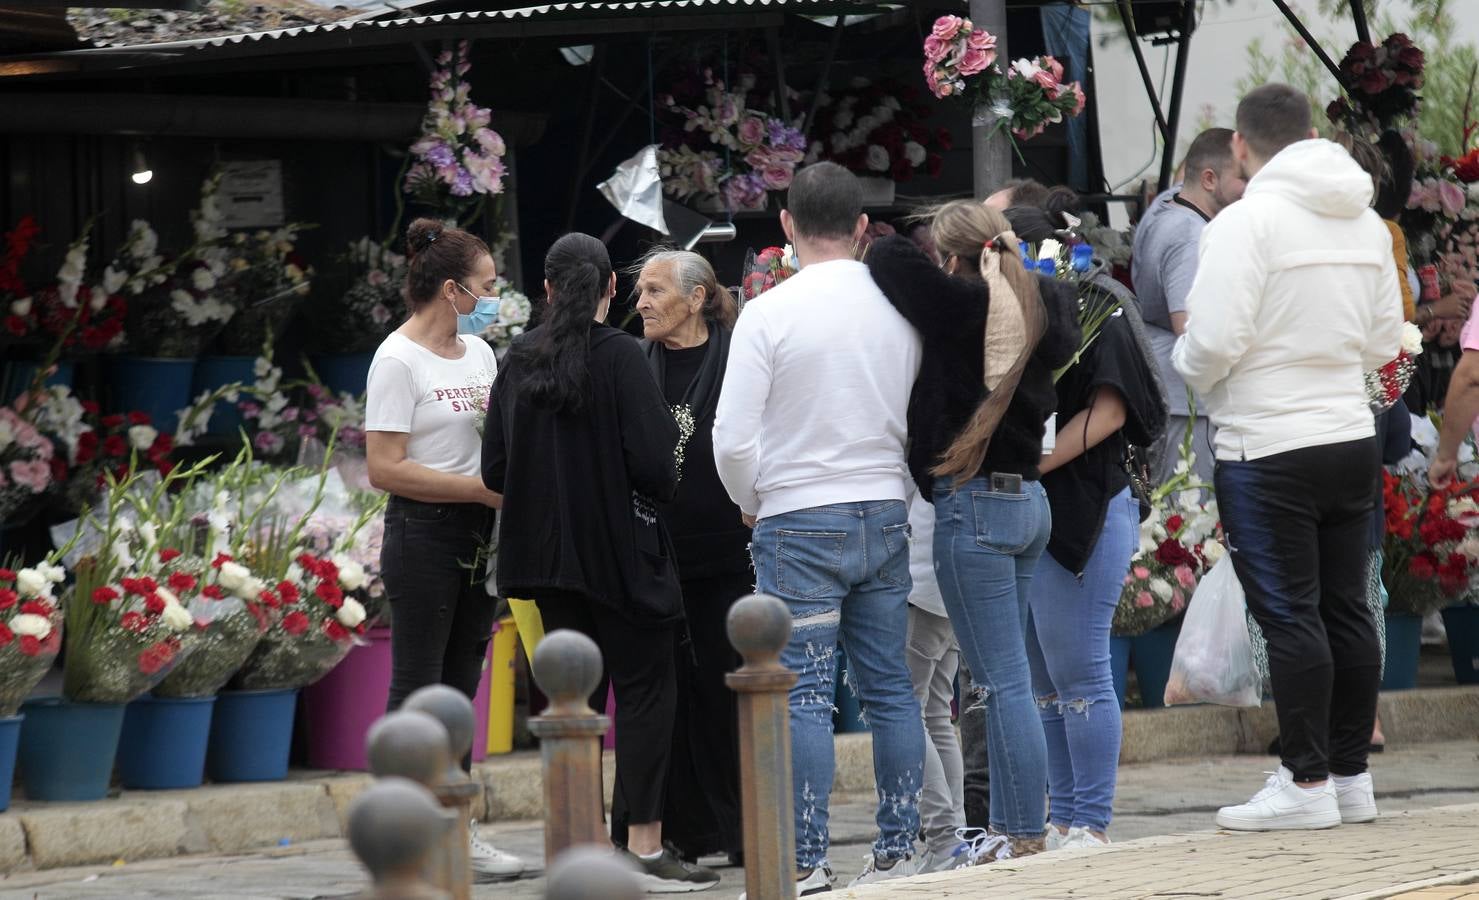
[1003,55,1087,140]
[922,15,998,100]
[0,405,57,519]
[1410,177,1467,218]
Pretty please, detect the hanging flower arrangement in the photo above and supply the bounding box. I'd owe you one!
[922,15,1086,143]
[803,78,950,181]
[1326,33,1425,133]
[403,40,507,227]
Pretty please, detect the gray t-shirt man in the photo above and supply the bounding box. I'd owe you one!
[1133,188,1207,415]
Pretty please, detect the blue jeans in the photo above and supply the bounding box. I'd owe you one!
[933,477,1050,838]
[1026,487,1137,833]
[751,500,924,870]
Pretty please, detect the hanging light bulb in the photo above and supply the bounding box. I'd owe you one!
[130,144,152,185]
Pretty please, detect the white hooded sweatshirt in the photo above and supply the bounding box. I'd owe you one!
[1172,138,1404,462]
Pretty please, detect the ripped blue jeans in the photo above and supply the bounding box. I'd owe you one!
[1026,487,1137,833]
[752,500,924,871]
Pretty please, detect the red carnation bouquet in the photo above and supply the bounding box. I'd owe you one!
[151,549,274,698]
[740,245,798,305]
[0,555,66,716]
[232,550,367,690]
[1382,470,1479,616]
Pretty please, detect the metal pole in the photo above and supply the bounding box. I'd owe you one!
[765,26,792,122]
[1115,0,1170,143]
[969,0,1011,199]
[1350,0,1371,46]
[1156,1,1196,193]
[726,594,798,900]
[528,630,611,862]
[1269,0,1347,85]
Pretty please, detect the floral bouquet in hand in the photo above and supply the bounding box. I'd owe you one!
[1381,469,1479,616]
[1366,322,1424,413]
[403,40,507,227]
[0,557,66,716]
[740,245,797,304]
[232,550,368,690]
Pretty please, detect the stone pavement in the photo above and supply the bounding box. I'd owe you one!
[0,739,1474,899]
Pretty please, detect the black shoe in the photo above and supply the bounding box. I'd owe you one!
[627,848,720,893]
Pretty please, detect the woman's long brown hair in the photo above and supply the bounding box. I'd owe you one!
[927,200,1046,486]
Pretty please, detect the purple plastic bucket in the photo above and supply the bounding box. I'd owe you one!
[304,627,492,770]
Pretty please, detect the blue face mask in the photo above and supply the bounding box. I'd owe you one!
[453,283,501,335]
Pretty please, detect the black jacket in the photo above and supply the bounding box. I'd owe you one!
[483,322,683,625]
[867,235,1080,500]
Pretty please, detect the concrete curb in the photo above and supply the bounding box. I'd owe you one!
[0,685,1473,874]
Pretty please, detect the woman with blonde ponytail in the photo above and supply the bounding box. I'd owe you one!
[867,200,1078,862]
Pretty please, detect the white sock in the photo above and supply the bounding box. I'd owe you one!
[1331,774,1363,786]
[638,848,664,861]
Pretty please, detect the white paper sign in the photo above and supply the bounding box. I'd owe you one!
[219,160,284,229]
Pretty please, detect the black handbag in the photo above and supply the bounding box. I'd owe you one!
[1124,444,1156,523]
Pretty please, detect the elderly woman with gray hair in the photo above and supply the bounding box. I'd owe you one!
[609,248,749,865]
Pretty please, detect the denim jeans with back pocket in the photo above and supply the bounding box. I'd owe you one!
[750,500,924,871]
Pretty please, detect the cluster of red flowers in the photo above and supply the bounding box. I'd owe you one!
[741,247,797,302]
[71,406,175,491]
[1327,33,1424,131]
[0,566,59,658]
[1383,471,1478,597]
[0,216,39,328]
[138,637,181,675]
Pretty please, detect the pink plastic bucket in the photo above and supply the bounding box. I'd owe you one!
[304,627,492,770]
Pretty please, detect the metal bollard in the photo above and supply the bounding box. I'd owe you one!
[528,629,610,862]
[402,685,483,900]
[726,594,798,900]
[346,777,454,900]
[365,710,459,897]
[545,845,642,900]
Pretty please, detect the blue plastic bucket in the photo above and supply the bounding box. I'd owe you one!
[0,715,21,812]
[191,355,257,436]
[109,356,197,435]
[309,352,374,398]
[1442,605,1479,685]
[1110,636,1132,708]
[117,695,216,790]
[1,360,74,404]
[17,699,126,801]
[1130,620,1181,709]
[207,689,297,782]
[1382,613,1423,691]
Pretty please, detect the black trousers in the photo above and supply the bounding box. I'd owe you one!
[381,497,498,769]
[537,592,677,826]
[1216,438,1380,782]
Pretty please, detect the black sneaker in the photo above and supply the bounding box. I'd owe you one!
[628,847,720,893]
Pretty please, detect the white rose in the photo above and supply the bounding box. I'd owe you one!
[128,424,159,451]
[1401,321,1425,356]
[864,144,890,173]
[333,554,368,592]
[10,297,31,316]
[904,141,927,167]
[336,597,367,629]
[217,561,251,593]
[1201,540,1227,566]
[191,268,216,291]
[9,613,51,640]
[1149,579,1173,601]
[15,568,48,598]
[832,109,855,131]
[161,602,193,632]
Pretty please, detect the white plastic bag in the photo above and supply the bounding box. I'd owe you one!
[1163,556,1262,707]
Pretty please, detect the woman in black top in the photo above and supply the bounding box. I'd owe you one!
[867,200,1078,859]
[1005,205,1167,850]
[608,248,748,864]
[481,233,717,892]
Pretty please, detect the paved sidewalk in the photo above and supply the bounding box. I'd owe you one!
[0,740,1474,899]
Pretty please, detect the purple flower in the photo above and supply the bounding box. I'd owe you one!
[425,142,456,168]
[450,168,475,197]
[767,119,807,151]
[253,431,284,455]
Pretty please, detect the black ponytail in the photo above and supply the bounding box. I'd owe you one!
[508,232,612,412]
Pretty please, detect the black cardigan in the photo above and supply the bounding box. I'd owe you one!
[482,322,684,625]
[867,235,1080,500]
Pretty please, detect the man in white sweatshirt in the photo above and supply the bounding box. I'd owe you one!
[1174,84,1403,832]
[714,162,925,893]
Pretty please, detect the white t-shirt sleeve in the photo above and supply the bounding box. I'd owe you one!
[365,355,416,433]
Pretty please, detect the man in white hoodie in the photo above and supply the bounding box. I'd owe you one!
[1173,84,1404,832]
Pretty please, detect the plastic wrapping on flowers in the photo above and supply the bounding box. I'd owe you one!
[230,552,368,691]
[0,562,65,717]
[153,570,271,699]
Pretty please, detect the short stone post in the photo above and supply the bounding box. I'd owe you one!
[528,629,610,862]
[545,846,641,900]
[402,686,483,900]
[365,710,458,897]
[726,594,798,900]
[346,777,454,900]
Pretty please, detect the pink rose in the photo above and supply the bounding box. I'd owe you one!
[1171,589,1186,612]
[967,29,996,52]
[762,166,794,191]
[932,15,964,41]
[737,116,766,149]
[1174,564,1196,588]
[1032,67,1058,91]
[959,48,992,77]
[1070,82,1087,115]
[1134,591,1154,608]
[923,35,951,62]
[1043,55,1065,81]
[1133,566,1151,579]
[9,459,50,493]
[1439,181,1466,217]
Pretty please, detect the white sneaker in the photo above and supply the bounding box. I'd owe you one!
[847,851,922,887]
[916,846,969,874]
[738,865,833,899]
[1334,773,1379,823]
[954,827,1012,865]
[1045,826,1072,852]
[1214,768,1342,832]
[469,820,525,880]
[1060,828,1110,850]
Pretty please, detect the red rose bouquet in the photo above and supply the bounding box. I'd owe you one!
[1381,470,1479,616]
[232,550,366,690]
[0,557,66,716]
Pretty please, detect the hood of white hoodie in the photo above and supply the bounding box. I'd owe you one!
[1244,138,1374,219]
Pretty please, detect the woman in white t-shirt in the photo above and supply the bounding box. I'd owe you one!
[364,218,523,879]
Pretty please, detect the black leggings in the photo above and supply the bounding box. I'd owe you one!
[381,497,498,769]
[1216,438,1380,782]
[536,592,677,827]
